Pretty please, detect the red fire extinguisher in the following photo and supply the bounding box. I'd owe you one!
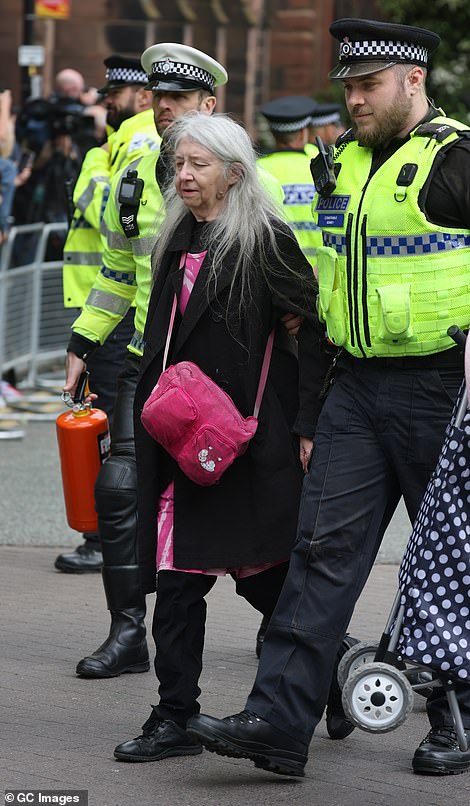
[56,371,110,532]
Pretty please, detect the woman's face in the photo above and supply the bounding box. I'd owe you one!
[175,138,235,221]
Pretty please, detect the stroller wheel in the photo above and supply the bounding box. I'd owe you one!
[337,641,379,690]
[341,662,414,733]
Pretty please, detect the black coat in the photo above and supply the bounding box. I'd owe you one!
[134,214,327,593]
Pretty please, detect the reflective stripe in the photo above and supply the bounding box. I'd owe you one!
[70,217,93,230]
[131,235,158,256]
[63,251,102,265]
[367,232,470,257]
[76,175,109,212]
[101,220,132,251]
[85,289,132,315]
[302,247,318,256]
[324,231,470,257]
[129,329,145,354]
[100,265,136,285]
[323,233,347,253]
[290,221,322,232]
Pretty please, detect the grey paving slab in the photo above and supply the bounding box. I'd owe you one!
[1,547,469,806]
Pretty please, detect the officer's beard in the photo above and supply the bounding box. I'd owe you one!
[351,87,413,150]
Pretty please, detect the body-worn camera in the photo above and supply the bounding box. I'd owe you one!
[310,136,336,196]
[118,170,144,206]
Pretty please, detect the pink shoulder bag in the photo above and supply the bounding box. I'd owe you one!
[141,294,274,486]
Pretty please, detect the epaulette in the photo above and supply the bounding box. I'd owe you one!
[413,122,469,143]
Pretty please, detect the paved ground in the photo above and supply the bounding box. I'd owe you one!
[1,547,470,806]
[1,420,469,804]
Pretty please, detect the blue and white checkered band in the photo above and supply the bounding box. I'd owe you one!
[268,115,312,133]
[323,231,470,256]
[340,38,428,65]
[105,66,147,85]
[152,59,215,92]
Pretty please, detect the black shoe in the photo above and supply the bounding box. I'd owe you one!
[76,609,150,678]
[256,616,269,659]
[325,634,359,740]
[114,711,203,762]
[187,710,307,777]
[413,727,470,775]
[54,543,103,573]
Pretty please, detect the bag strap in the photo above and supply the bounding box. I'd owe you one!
[162,285,274,417]
[253,329,274,418]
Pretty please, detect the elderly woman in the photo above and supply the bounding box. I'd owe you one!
[113,113,331,763]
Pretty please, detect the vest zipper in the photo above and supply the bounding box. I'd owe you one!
[361,216,371,347]
[345,213,355,346]
[351,178,372,357]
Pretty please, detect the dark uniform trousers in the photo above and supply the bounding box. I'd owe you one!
[94,353,141,569]
[246,356,470,748]
[82,309,136,547]
[152,564,289,727]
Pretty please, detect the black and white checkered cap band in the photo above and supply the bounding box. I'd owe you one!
[268,115,312,133]
[340,38,428,65]
[152,59,215,91]
[105,66,147,85]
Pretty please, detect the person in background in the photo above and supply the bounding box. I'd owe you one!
[257,96,322,273]
[187,17,470,778]
[55,55,159,574]
[113,111,329,763]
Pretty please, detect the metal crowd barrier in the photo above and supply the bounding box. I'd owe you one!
[0,223,75,389]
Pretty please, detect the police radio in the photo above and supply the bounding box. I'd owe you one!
[310,136,336,196]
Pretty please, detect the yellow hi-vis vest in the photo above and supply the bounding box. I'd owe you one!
[312,117,470,358]
[63,108,160,308]
[257,149,322,270]
[72,151,162,357]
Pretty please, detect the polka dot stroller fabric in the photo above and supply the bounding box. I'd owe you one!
[398,382,470,682]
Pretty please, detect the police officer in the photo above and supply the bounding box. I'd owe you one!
[258,96,322,271]
[187,18,470,776]
[55,56,160,574]
[63,44,228,678]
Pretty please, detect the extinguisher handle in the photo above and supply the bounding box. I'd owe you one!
[73,371,91,404]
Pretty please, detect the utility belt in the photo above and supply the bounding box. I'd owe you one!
[341,347,463,371]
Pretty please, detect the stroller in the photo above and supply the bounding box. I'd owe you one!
[338,326,470,753]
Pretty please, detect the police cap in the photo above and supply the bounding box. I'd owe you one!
[309,103,343,128]
[260,95,317,133]
[98,55,148,95]
[141,43,227,94]
[329,18,440,80]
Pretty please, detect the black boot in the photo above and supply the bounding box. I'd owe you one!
[54,533,103,574]
[76,565,150,678]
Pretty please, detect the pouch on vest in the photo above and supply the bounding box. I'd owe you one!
[376,284,413,344]
[316,246,346,346]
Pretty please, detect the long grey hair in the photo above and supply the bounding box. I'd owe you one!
[152,112,302,311]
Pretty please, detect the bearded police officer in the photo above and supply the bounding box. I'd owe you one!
[258,96,322,272]
[187,18,470,777]
[55,56,159,573]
